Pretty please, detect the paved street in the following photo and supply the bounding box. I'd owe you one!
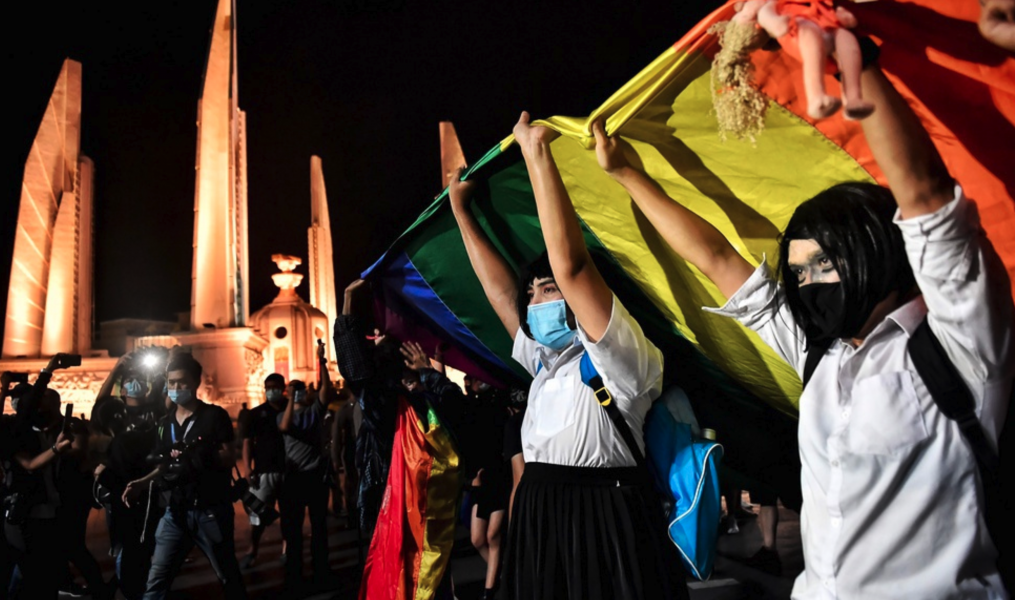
[77,497,802,599]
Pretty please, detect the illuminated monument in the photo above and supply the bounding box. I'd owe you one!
[3,59,93,359]
[171,0,266,412]
[191,0,248,331]
[307,156,338,364]
[3,0,341,415]
[0,59,115,415]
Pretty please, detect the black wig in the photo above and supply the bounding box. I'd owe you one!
[778,182,916,339]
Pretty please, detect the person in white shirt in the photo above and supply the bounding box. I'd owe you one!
[593,59,1012,599]
[447,115,687,600]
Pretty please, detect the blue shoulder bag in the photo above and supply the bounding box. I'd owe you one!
[578,353,724,580]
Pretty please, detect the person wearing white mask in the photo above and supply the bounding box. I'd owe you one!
[447,112,687,600]
[238,373,287,569]
[122,353,246,600]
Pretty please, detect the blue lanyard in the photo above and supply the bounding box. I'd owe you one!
[170,419,195,444]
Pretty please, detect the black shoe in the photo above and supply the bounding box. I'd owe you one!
[719,514,740,535]
[742,547,782,576]
[240,553,256,570]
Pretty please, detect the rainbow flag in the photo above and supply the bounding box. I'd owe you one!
[364,0,1015,423]
[359,399,462,600]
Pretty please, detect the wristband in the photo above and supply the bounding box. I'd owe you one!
[51,443,59,454]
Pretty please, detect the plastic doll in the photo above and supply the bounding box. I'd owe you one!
[711,0,874,141]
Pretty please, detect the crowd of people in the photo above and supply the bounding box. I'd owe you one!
[3,8,1013,600]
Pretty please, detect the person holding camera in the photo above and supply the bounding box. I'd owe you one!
[2,353,80,600]
[277,378,332,590]
[95,398,160,600]
[94,351,166,430]
[1,372,30,597]
[238,373,287,569]
[122,353,247,600]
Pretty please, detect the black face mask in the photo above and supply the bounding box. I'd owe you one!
[797,282,853,340]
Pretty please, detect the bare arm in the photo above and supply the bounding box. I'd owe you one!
[278,393,295,432]
[859,68,954,219]
[513,113,613,342]
[14,432,71,471]
[122,465,162,508]
[449,166,521,339]
[330,409,341,470]
[318,342,331,403]
[242,438,254,479]
[508,453,525,521]
[594,121,754,300]
[97,354,131,402]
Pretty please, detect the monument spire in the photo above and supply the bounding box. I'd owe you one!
[191,0,249,330]
[3,59,93,358]
[307,156,338,360]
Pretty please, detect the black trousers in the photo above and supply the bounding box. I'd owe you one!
[57,480,105,592]
[113,498,159,600]
[505,463,688,600]
[280,470,330,583]
[5,517,64,600]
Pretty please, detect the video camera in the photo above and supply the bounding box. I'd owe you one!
[146,439,212,489]
[231,471,278,523]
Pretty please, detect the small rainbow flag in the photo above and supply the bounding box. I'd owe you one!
[359,399,462,600]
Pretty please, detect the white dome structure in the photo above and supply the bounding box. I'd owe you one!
[249,254,330,388]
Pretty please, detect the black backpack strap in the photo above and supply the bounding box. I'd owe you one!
[908,318,1013,593]
[580,353,646,469]
[908,319,1000,480]
[802,337,834,388]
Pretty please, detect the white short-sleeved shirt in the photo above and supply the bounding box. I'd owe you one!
[512,294,663,468]
[706,187,1012,599]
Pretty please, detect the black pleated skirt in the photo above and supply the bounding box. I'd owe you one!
[504,462,689,600]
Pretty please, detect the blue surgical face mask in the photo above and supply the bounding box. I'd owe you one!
[265,389,283,404]
[123,379,145,399]
[526,299,576,351]
[168,389,193,406]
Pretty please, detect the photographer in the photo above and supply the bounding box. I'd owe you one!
[95,399,159,600]
[122,353,246,600]
[2,353,80,600]
[55,409,110,599]
[1,372,28,596]
[277,379,331,589]
[95,350,166,429]
[238,374,287,570]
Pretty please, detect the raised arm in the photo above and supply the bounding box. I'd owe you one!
[513,112,613,342]
[318,343,332,406]
[14,431,71,471]
[449,167,521,339]
[858,67,954,219]
[594,121,754,300]
[278,391,295,433]
[97,353,131,402]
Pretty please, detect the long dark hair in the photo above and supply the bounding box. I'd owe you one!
[778,182,916,339]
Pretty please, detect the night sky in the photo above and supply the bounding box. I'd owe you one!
[2,0,718,343]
